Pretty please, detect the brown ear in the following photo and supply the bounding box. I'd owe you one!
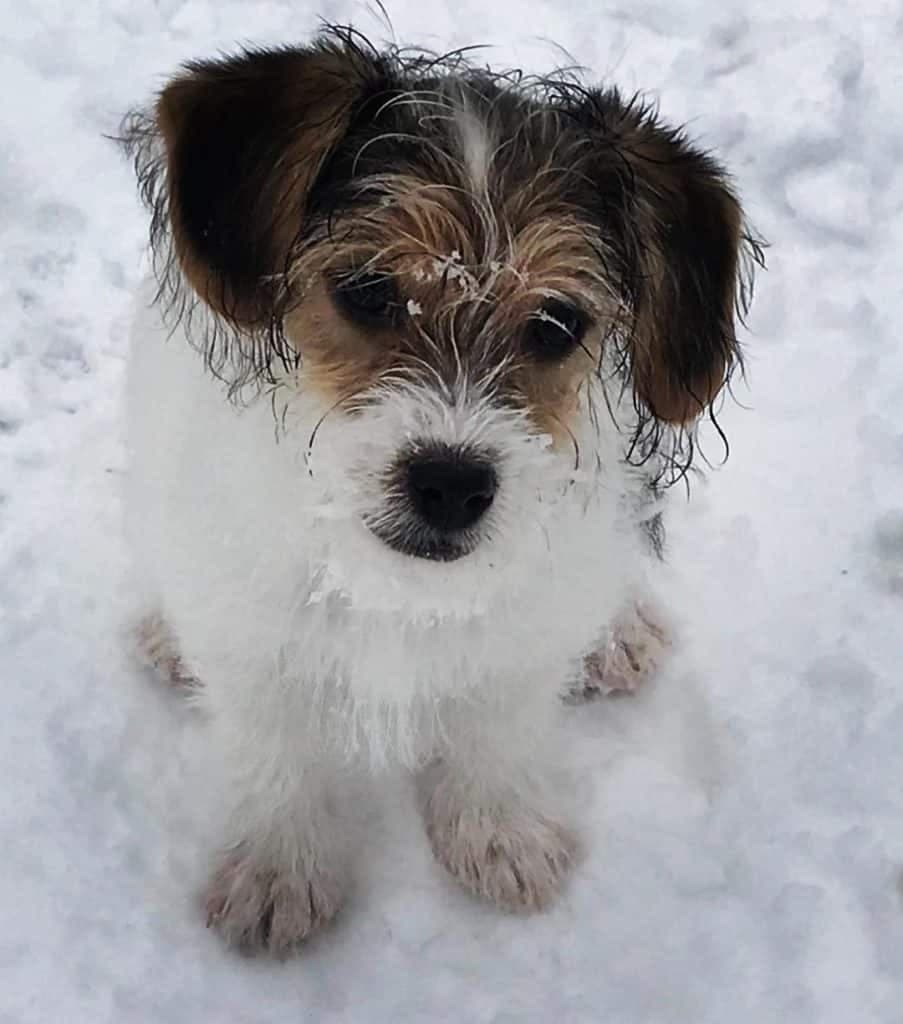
[148,40,384,324]
[576,90,751,424]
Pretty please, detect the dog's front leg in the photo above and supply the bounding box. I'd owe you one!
[201,685,349,957]
[418,689,579,913]
[564,593,672,701]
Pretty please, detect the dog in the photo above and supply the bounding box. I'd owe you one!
[120,27,759,955]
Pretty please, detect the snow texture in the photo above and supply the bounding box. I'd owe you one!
[2,1,902,1021]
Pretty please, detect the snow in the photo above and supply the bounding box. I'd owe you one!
[2,1,902,1021]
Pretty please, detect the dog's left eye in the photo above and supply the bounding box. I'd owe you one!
[332,272,399,325]
[524,300,588,361]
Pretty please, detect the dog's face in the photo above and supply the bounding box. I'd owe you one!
[125,32,755,574]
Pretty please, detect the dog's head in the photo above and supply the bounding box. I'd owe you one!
[123,30,758,581]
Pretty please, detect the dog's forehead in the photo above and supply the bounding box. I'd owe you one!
[311,74,598,244]
[344,72,552,178]
[304,72,609,312]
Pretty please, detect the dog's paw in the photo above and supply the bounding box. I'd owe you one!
[203,845,345,956]
[134,612,199,692]
[423,790,579,913]
[570,601,672,701]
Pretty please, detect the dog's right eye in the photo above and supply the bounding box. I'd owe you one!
[332,272,399,326]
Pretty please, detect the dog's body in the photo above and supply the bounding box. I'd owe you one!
[122,29,757,954]
[128,288,637,757]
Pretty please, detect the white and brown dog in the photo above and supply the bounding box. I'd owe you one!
[121,28,759,955]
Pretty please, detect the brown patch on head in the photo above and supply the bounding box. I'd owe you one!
[514,347,597,448]
[491,217,612,445]
[282,193,612,443]
[123,31,757,456]
[279,128,623,437]
[283,278,399,405]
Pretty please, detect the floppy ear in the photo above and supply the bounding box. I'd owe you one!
[575,90,752,424]
[126,39,385,325]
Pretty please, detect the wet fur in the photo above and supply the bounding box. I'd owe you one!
[120,26,760,953]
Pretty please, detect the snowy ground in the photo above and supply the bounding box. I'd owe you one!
[2,1,903,1021]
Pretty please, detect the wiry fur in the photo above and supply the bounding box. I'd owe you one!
[119,26,764,485]
[121,27,760,953]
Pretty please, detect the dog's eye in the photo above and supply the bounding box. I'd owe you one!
[332,271,400,325]
[525,300,588,361]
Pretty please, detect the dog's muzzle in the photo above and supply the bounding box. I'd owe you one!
[367,443,498,561]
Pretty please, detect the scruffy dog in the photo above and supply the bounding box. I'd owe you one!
[121,27,758,955]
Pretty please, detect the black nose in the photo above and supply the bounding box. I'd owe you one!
[407,453,497,532]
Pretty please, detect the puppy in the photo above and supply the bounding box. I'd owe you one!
[121,28,758,955]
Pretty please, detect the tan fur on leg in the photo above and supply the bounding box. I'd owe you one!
[571,600,672,700]
[134,612,199,692]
